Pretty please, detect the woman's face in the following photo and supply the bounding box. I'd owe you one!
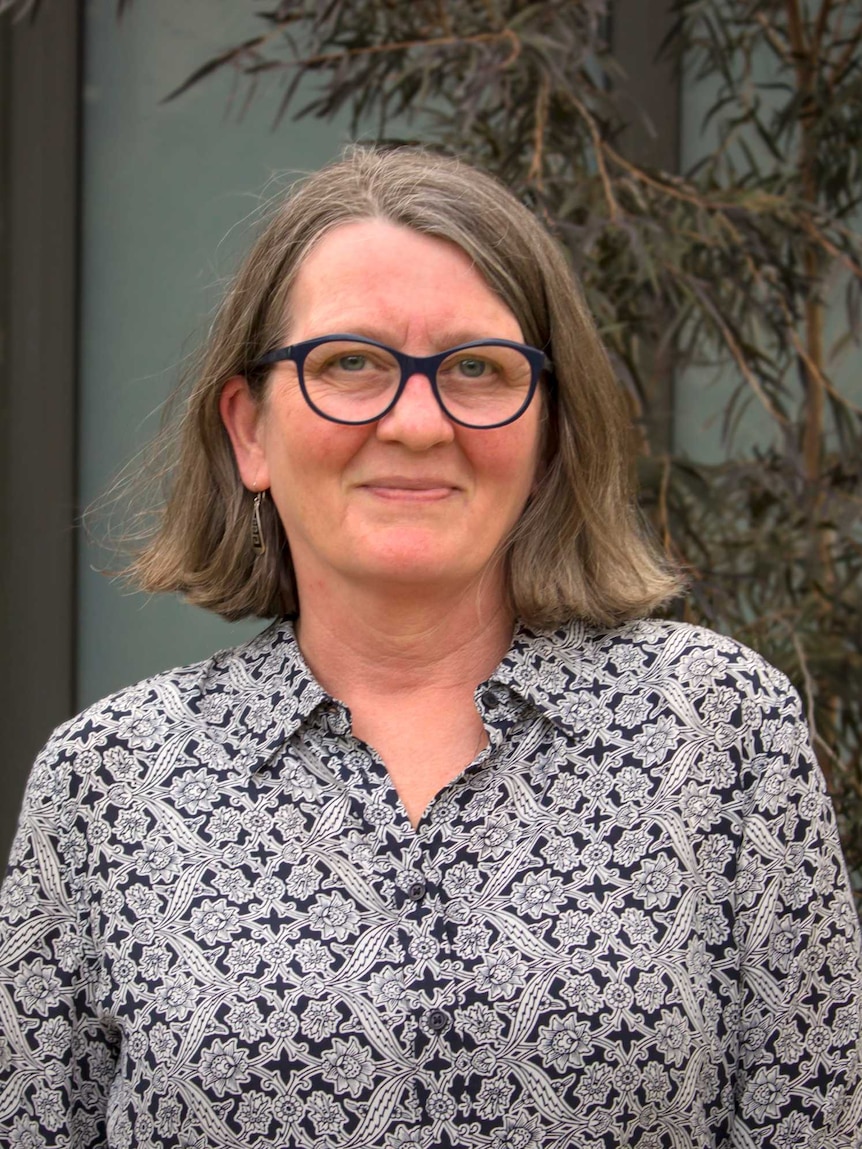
[221,219,544,603]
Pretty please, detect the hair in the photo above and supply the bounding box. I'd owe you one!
[127,145,682,627]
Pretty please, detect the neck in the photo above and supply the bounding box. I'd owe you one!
[293,570,514,701]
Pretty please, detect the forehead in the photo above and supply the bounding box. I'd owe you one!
[285,219,522,344]
[294,218,485,299]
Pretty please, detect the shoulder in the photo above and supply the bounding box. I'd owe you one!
[506,617,807,767]
[527,617,797,702]
[26,620,298,798]
[508,618,817,813]
[57,619,298,729]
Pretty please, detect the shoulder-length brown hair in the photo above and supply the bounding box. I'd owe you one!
[128,146,682,626]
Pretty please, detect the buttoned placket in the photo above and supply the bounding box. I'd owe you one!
[273,678,545,1142]
[301,695,518,1136]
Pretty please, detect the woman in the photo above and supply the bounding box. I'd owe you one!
[1,148,860,1149]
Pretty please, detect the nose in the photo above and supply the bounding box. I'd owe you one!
[375,371,456,448]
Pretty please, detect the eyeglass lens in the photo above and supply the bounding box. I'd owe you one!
[300,340,533,426]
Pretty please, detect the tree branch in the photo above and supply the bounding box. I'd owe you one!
[526,73,550,189]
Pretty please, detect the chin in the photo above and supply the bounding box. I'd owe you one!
[356,560,468,587]
[348,546,497,592]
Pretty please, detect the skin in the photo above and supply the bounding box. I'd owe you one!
[220,219,544,824]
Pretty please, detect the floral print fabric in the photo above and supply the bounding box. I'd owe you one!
[0,617,860,1148]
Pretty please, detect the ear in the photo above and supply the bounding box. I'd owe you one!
[219,376,271,491]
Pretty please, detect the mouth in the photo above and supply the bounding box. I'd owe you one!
[359,478,459,501]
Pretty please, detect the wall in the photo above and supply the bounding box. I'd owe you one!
[78,0,356,705]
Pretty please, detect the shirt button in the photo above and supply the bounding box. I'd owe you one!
[406,878,427,902]
[330,709,350,736]
[482,688,499,708]
[425,1007,451,1034]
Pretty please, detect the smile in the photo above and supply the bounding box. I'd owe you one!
[360,482,457,502]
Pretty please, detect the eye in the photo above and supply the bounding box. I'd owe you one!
[336,354,369,372]
[456,357,489,378]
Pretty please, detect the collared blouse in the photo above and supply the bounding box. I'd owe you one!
[1,618,860,1148]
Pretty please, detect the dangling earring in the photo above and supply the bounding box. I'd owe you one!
[251,489,267,555]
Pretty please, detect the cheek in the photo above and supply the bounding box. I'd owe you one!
[261,399,369,491]
[478,420,543,490]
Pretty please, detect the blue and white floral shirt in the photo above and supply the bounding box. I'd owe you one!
[1,618,860,1148]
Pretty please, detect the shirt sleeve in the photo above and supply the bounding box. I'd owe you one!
[0,733,119,1147]
[730,685,862,1147]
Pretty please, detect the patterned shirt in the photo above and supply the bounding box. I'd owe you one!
[1,617,860,1149]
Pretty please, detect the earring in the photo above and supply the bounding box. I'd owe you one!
[251,489,267,555]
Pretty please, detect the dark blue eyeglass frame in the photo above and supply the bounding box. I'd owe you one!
[253,333,553,429]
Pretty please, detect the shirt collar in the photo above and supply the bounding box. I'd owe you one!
[203,616,604,774]
[197,617,327,774]
[487,618,601,735]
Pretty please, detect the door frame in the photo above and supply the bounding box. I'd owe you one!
[0,0,81,861]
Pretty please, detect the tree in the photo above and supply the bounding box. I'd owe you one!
[6,0,861,900]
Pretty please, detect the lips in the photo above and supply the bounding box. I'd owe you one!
[361,477,458,491]
[358,477,459,501]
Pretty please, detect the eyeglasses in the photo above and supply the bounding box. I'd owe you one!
[254,334,552,429]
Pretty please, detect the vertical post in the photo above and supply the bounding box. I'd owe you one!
[0,2,81,865]
[611,0,681,454]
